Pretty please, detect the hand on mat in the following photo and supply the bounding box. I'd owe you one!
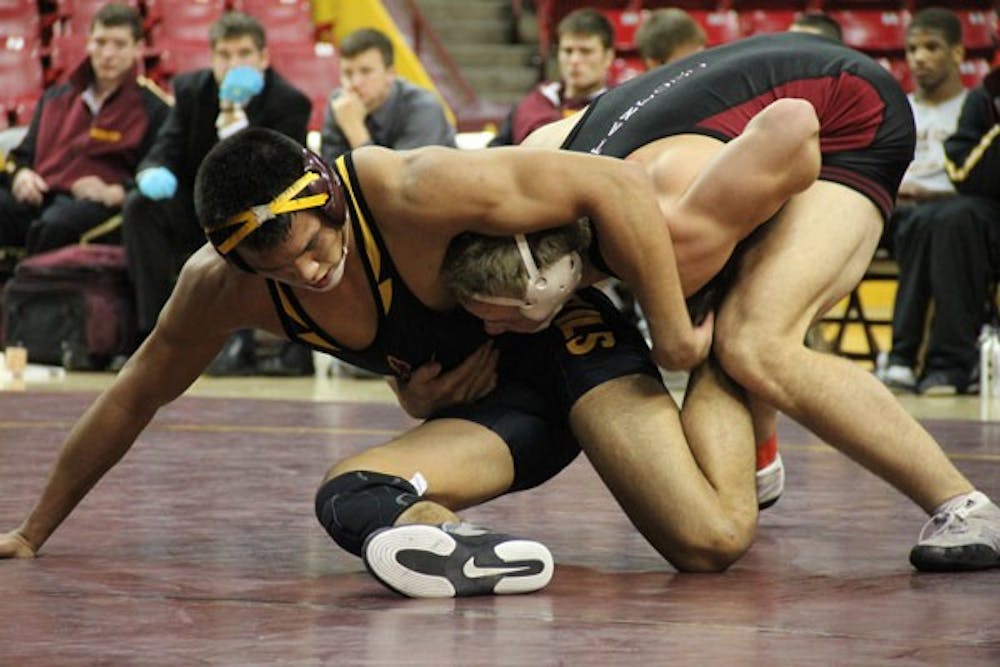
[219,66,264,106]
[0,530,36,559]
[388,341,499,419]
[137,167,177,200]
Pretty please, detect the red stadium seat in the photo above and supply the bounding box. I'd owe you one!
[146,0,228,47]
[739,9,797,36]
[0,44,44,125]
[956,9,997,52]
[608,55,644,86]
[154,38,213,80]
[0,11,41,49]
[878,56,912,93]
[236,0,315,45]
[269,42,339,131]
[47,32,89,83]
[960,58,991,88]
[601,8,643,51]
[689,10,743,46]
[829,9,909,52]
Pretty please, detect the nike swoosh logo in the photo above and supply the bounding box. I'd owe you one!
[462,557,531,579]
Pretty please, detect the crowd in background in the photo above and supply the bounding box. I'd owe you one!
[0,2,998,392]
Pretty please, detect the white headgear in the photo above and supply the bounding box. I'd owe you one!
[472,234,582,329]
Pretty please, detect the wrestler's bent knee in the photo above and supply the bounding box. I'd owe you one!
[667,521,756,573]
[314,471,422,557]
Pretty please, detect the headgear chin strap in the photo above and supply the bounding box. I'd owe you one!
[473,234,582,326]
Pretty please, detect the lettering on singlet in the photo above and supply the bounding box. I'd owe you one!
[553,296,616,356]
[588,63,707,155]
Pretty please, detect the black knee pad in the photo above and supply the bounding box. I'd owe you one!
[314,471,422,557]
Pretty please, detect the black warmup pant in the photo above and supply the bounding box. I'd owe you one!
[121,188,206,335]
[0,188,118,253]
[889,196,1000,375]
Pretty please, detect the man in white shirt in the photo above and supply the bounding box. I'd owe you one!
[879,8,997,395]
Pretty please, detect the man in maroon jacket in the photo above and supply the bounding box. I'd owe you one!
[0,3,170,254]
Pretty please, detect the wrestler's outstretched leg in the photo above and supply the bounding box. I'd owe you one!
[714,181,1000,571]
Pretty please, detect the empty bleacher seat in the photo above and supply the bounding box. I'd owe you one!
[879,56,912,92]
[0,44,44,125]
[960,58,991,88]
[689,10,743,46]
[601,8,643,52]
[955,9,997,53]
[829,9,909,53]
[268,42,339,132]
[47,33,89,83]
[236,0,315,46]
[608,55,644,86]
[0,11,42,50]
[146,0,228,47]
[739,9,797,36]
[154,39,213,79]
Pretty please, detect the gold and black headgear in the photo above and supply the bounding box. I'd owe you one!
[206,148,347,267]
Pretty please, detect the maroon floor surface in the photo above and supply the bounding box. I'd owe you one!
[1,391,998,665]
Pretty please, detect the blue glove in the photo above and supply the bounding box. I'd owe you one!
[137,166,177,200]
[219,66,264,106]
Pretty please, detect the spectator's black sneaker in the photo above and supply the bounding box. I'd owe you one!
[910,491,1000,571]
[363,523,553,598]
[918,367,979,396]
[204,330,256,376]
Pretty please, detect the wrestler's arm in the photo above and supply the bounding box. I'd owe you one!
[0,248,248,557]
[362,146,704,370]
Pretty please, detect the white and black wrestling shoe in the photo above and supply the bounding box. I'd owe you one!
[362,522,554,598]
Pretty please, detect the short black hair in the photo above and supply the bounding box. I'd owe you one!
[209,11,266,50]
[92,3,144,41]
[791,12,842,42]
[340,28,394,67]
[908,8,962,46]
[194,128,303,254]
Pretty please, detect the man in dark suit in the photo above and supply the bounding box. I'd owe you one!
[120,11,311,373]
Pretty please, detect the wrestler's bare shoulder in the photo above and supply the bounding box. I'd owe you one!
[169,245,274,328]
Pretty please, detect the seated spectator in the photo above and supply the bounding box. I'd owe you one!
[0,3,169,254]
[789,12,843,42]
[879,8,999,395]
[490,8,614,146]
[939,66,1000,381]
[119,11,311,374]
[635,8,706,69]
[320,28,455,164]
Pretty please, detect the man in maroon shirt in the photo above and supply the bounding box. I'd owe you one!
[489,8,614,146]
[0,3,170,254]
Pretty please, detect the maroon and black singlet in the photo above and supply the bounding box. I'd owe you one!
[562,32,916,221]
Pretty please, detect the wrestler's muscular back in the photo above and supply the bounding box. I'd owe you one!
[523,114,731,296]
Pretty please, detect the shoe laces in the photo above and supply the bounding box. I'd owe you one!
[918,494,981,541]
